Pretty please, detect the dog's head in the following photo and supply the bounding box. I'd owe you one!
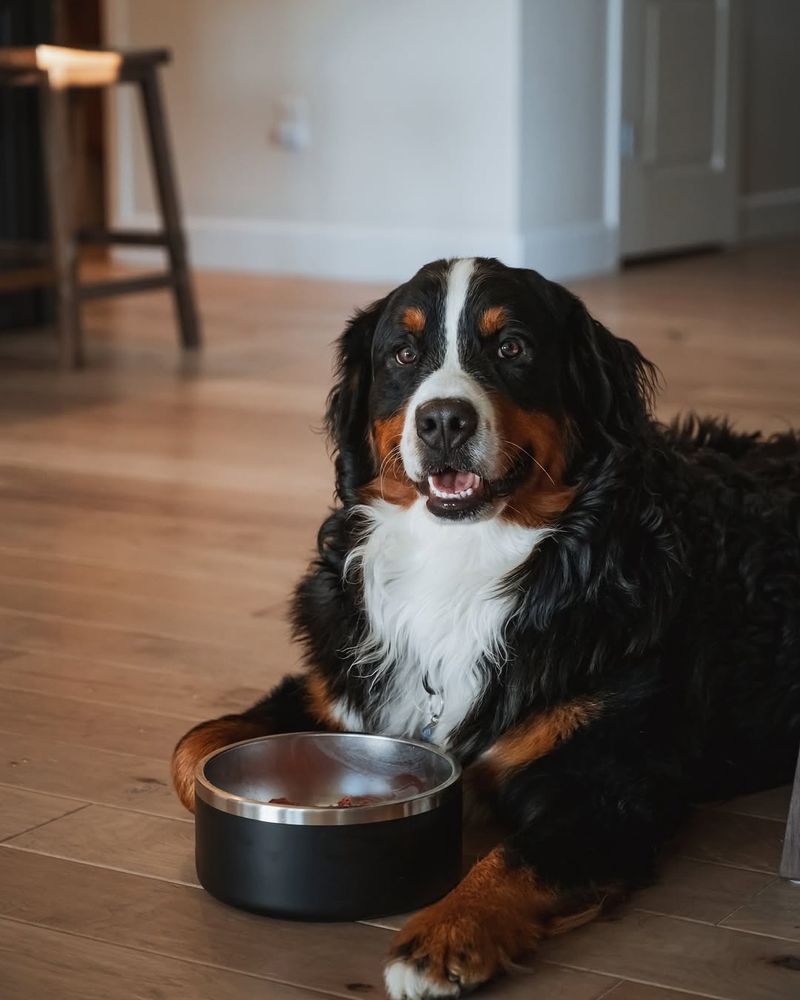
[327,257,657,525]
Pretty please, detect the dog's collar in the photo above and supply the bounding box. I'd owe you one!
[419,672,444,743]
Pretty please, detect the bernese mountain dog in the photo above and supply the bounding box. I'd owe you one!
[172,257,800,999]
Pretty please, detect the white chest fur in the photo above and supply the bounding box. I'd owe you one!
[343,499,548,746]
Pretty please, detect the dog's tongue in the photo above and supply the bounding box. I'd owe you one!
[430,470,481,495]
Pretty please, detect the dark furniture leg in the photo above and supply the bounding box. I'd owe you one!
[137,66,201,349]
[39,81,81,368]
[780,746,800,880]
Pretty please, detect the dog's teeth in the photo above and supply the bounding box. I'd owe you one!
[428,483,479,500]
[428,478,479,501]
[428,478,449,499]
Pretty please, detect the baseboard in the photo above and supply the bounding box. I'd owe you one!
[739,187,800,242]
[111,213,523,283]
[112,212,619,283]
[522,222,619,280]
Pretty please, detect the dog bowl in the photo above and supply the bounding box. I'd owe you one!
[194,732,462,920]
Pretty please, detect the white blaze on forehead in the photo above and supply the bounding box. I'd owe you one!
[442,256,475,369]
[399,256,502,484]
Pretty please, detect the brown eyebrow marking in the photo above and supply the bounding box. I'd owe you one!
[400,306,426,336]
[478,305,508,337]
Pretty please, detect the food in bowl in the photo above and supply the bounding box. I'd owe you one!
[267,794,384,807]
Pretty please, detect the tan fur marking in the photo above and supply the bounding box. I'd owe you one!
[400,305,426,335]
[486,700,600,776]
[492,398,576,526]
[390,847,557,989]
[478,305,508,337]
[171,716,265,813]
[305,671,344,730]
[390,839,615,988]
[363,409,417,506]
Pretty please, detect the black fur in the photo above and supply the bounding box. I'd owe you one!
[241,258,800,912]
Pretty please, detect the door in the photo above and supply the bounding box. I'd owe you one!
[619,0,741,258]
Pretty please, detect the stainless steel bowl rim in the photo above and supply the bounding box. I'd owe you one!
[194,731,462,826]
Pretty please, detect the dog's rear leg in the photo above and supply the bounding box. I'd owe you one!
[171,671,339,811]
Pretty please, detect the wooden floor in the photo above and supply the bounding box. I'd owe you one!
[0,243,799,999]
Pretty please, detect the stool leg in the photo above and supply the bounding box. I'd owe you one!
[780,745,800,880]
[137,68,201,349]
[39,82,82,368]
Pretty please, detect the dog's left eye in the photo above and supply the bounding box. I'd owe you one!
[395,346,419,366]
[498,338,523,360]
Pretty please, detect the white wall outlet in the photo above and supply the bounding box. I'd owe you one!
[271,96,311,152]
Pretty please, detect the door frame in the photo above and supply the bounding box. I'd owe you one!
[603,0,625,269]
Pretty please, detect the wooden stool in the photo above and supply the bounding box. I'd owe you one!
[0,45,201,367]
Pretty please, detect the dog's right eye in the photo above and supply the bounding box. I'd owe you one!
[395,346,419,366]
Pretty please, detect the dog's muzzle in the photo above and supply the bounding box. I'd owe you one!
[411,396,490,519]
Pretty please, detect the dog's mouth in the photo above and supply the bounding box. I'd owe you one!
[426,469,486,517]
[417,453,533,520]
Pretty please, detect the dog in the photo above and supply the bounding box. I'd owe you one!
[172,257,800,999]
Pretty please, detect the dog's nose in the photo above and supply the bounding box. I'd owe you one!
[415,398,479,452]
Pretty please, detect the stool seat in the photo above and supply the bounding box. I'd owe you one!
[0,44,200,366]
[0,46,170,87]
[0,46,122,87]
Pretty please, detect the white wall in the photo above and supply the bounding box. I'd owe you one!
[519,0,617,276]
[107,0,522,280]
[106,0,614,282]
[739,0,800,240]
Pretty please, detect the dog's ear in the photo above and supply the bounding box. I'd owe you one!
[555,286,659,447]
[325,295,389,504]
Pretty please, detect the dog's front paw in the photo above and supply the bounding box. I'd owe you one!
[384,958,463,1000]
[384,905,504,999]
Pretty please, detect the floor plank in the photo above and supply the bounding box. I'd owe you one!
[0,731,184,819]
[0,647,266,721]
[0,548,296,623]
[713,787,792,824]
[6,804,196,885]
[602,984,713,1000]
[721,880,800,942]
[0,606,289,678]
[474,965,619,999]
[0,786,87,842]
[0,688,193,760]
[631,857,773,924]
[0,848,399,999]
[541,909,800,1000]
[0,917,328,1000]
[677,810,787,875]
[0,492,313,595]
[0,576,278,652]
